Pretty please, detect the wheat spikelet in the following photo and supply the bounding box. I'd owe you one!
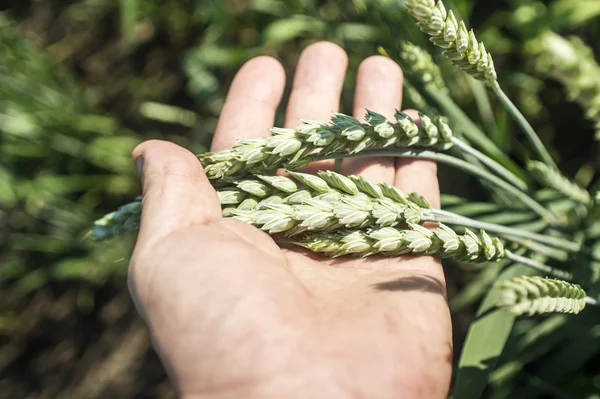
[496,276,587,316]
[404,0,497,85]
[200,110,453,180]
[527,161,590,204]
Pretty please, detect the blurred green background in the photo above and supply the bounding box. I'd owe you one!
[2,0,600,397]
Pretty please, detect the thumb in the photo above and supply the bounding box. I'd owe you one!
[132,140,222,247]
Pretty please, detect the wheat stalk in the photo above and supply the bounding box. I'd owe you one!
[496,276,588,316]
[200,110,453,179]
[404,0,497,85]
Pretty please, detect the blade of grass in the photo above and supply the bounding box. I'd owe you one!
[120,0,137,44]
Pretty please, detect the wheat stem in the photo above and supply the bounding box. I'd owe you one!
[492,82,557,169]
[504,251,572,280]
[450,136,528,190]
[423,86,527,180]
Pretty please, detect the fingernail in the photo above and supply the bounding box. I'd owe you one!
[135,157,144,175]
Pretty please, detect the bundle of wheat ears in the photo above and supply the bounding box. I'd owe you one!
[93,0,599,316]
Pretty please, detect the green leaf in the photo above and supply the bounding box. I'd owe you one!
[335,23,379,42]
[452,264,534,399]
[262,15,326,43]
[490,315,569,386]
[510,310,600,398]
[85,136,140,173]
[550,0,600,28]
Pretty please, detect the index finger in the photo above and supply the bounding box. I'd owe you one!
[211,56,285,152]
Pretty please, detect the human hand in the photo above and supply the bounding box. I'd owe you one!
[129,42,452,399]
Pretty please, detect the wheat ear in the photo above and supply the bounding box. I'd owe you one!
[496,276,588,316]
[527,161,590,204]
[92,199,141,241]
[404,0,497,85]
[399,41,449,95]
[292,222,505,262]
[200,110,453,179]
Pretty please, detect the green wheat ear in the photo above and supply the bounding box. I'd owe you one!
[527,161,590,205]
[496,276,587,316]
[405,0,497,85]
[92,198,141,241]
[398,41,449,95]
[527,31,600,140]
[292,223,506,261]
[199,110,453,180]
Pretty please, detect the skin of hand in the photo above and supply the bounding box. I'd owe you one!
[129,42,452,399]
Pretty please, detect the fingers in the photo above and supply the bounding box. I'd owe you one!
[285,42,348,172]
[341,56,403,183]
[132,140,222,247]
[211,56,286,151]
[285,42,348,126]
[393,110,441,208]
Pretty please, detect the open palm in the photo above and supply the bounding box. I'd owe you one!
[129,42,452,399]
